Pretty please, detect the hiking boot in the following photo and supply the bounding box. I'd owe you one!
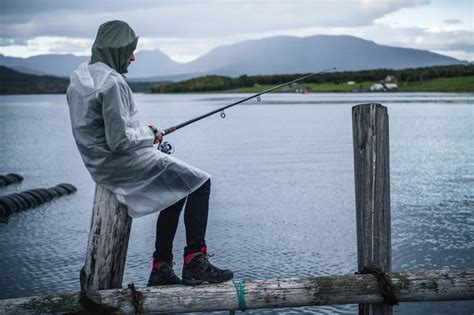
[147,261,182,286]
[182,248,233,285]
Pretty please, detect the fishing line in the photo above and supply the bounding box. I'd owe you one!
[157,68,336,154]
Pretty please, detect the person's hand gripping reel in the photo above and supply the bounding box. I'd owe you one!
[149,125,174,154]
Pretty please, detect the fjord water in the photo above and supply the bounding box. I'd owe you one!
[0,93,472,314]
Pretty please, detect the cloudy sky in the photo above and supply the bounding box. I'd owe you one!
[1,0,472,62]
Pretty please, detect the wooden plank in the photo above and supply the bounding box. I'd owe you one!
[352,103,392,314]
[80,185,132,292]
[1,270,472,314]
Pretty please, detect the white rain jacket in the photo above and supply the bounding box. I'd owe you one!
[66,61,210,217]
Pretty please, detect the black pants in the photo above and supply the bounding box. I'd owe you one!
[153,179,211,263]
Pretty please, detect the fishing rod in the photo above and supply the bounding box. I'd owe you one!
[157,67,336,154]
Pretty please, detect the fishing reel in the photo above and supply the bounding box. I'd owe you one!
[157,141,174,154]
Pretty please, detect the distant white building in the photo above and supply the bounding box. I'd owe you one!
[295,87,312,93]
[370,82,398,92]
[384,83,398,91]
[370,83,385,92]
[347,81,355,85]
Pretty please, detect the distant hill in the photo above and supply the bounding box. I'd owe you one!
[0,54,89,78]
[0,66,69,94]
[126,35,465,80]
[126,49,182,78]
[0,66,168,94]
[184,35,464,76]
[0,50,184,80]
[0,35,464,80]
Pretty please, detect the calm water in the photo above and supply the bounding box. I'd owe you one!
[0,93,473,314]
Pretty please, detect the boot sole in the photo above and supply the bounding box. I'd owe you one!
[182,278,203,285]
[147,281,182,287]
[147,276,182,286]
[182,275,234,285]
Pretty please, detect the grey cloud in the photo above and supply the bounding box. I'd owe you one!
[7,0,469,61]
[444,18,462,24]
[423,30,473,51]
[0,0,430,38]
[0,38,29,46]
[1,0,165,14]
[358,24,473,57]
[397,27,472,52]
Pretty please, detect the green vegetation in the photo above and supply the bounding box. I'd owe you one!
[153,64,474,93]
[127,81,169,93]
[397,76,474,92]
[226,81,375,93]
[223,77,474,93]
[1,64,473,95]
[152,75,238,93]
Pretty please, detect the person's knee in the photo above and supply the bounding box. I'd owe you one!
[200,178,211,193]
[194,178,211,195]
[188,179,211,199]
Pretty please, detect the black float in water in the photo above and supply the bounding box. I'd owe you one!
[0,183,77,222]
[0,174,24,187]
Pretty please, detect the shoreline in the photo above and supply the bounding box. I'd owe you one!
[1,90,474,96]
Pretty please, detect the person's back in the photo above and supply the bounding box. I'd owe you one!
[67,61,153,184]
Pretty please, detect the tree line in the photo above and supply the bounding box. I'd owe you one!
[152,64,474,93]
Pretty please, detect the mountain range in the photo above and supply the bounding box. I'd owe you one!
[0,35,464,81]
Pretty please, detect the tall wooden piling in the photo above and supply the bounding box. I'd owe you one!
[80,185,132,292]
[352,103,391,315]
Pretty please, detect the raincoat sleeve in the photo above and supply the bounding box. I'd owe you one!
[100,76,155,153]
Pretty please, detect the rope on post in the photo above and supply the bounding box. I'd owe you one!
[75,290,121,315]
[127,283,144,315]
[230,279,247,314]
[356,265,399,306]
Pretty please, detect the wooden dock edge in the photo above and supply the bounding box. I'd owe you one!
[0,269,472,314]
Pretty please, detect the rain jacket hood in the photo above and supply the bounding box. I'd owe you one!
[90,20,138,74]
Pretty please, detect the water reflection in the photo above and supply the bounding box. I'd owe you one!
[0,93,472,314]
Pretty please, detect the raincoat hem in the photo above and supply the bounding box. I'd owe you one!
[123,175,212,218]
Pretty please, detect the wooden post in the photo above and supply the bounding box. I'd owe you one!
[80,185,132,292]
[352,103,391,315]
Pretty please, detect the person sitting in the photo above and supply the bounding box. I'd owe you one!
[66,20,233,286]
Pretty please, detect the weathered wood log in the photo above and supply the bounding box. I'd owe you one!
[1,269,472,314]
[353,103,392,315]
[80,185,132,292]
